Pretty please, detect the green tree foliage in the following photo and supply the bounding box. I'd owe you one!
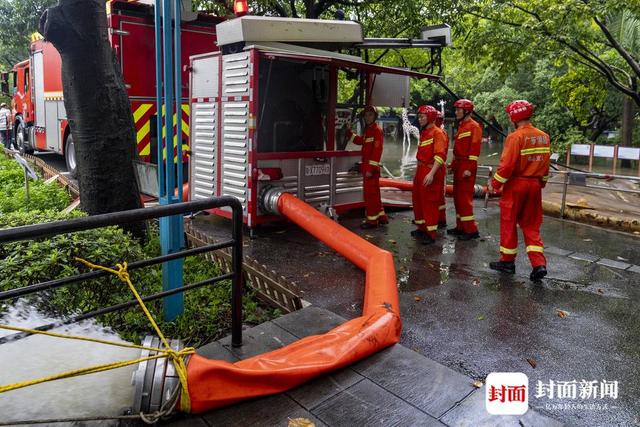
[0,0,56,70]
[463,0,640,106]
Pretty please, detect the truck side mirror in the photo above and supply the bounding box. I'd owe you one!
[0,72,9,97]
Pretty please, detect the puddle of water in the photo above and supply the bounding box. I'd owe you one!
[0,300,139,425]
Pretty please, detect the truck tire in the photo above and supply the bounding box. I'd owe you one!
[16,122,34,154]
[64,133,77,178]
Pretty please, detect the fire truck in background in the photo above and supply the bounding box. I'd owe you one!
[0,0,222,177]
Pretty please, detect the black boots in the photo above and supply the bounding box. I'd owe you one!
[458,231,480,241]
[410,229,425,238]
[489,261,516,274]
[489,262,548,282]
[530,266,548,281]
[447,228,463,236]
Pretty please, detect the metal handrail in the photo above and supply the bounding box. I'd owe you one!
[545,169,640,218]
[0,197,244,347]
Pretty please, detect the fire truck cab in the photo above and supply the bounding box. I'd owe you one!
[0,0,222,178]
[189,16,447,228]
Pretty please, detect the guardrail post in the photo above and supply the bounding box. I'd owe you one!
[231,203,244,347]
[588,144,594,172]
[613,145,618,175]
[560,171,569,218]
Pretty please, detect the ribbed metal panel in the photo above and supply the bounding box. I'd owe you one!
[221,101,249,209]
[222,53,250,97]
[191,102,217,200]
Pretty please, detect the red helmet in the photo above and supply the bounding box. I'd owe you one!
[363,105,377,115]
[435,111,444,127]
[417,105,438,122]
[505,100,534,123]
[453,99,474,112]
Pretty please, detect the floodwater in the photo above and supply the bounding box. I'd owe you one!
[0,300,139,426]
[374,128,638,180]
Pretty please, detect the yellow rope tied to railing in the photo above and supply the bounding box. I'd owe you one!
[0,257,195,414]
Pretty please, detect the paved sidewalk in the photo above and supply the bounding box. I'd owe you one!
[161,307,561,427]
[189,200,640,426]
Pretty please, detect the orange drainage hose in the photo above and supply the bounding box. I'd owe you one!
[379,177,502,198]
[184,192,401,413]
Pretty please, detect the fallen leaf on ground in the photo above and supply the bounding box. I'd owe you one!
[556,309,569,318]
[527,358,538,368]
[477,315,485,320]
[472,279,481,287]
[288,418,315,427]
[473,380,483,388]
[388,239,397,244]
[597,288,604,294]
[583,238,593,242]
[414,295,422,302]
[365,234,374,239]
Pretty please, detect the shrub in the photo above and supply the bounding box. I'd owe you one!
[0,202,277,347]
[0,156,71,213]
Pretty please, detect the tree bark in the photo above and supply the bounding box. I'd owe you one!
[39,0,143,222]
[621,95,635,147]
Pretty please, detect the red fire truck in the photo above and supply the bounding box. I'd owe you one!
[0,0,222,177]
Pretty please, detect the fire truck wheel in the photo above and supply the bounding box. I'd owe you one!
[16,122,33,155]
[64,134,77,178]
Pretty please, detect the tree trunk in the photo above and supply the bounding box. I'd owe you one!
[621,95,635,147]
[39,0,143,222]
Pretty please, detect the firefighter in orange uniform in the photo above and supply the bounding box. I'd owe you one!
[436,110,449,228]
[488,100,550,281]
[346,105,388,229]
[411,105,447,244]
[448,99,482,240]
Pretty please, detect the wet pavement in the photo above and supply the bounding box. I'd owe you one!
[159,307,560,427]
[191,200,640,427]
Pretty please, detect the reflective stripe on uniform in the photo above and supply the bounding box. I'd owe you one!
[494,173,507,183]
[520,147,550,156]
[419,138,434,147]
[460,215,474,221]
[367,211,386,221]
[457,131,471,139]
[468,155,479,161]
[414,220,425,224]
[365,137,375,143]
[500,246,518,255]
[434,155,445,165]
[526,245,544,253]
[427,225,438,231]
[368,160,380,166]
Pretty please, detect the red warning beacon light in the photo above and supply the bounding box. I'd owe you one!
[234,0,248,17]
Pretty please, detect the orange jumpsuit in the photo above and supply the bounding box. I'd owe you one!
[439,130,450,225]
[491,123,551,267]
[412,126,447,239]
[347,123,387,225]
[451,118,482,234]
